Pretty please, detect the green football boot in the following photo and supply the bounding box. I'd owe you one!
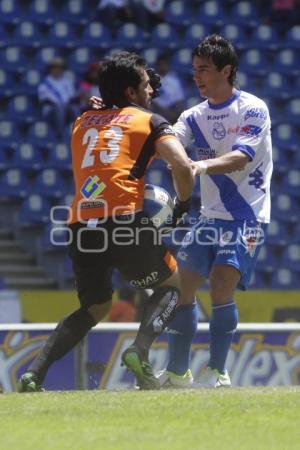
[18,372,43,393]
[121,345,160,390]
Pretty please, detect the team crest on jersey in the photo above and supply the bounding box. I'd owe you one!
[81,175,106,200]
[212,122,226,140]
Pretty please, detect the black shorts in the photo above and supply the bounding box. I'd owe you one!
[68,212,177,308]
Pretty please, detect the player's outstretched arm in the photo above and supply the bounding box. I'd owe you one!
[156,137,194,202]
[191,150,249,176]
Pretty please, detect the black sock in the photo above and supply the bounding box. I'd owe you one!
[134,286,179,359]
[28,308,95,383]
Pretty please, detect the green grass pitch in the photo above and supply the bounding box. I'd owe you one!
[1,388,300,450]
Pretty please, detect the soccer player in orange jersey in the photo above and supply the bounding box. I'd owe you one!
[19,51,194,392]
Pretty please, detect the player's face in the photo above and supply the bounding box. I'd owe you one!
[131,68,153,109]
[192,55,231,100]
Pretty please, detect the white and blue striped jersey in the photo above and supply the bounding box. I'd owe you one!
[174,90,272,223]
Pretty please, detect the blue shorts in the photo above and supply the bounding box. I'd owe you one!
[177,217,267,290]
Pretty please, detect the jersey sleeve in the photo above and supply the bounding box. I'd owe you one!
[150,113,177,143]
[173,111,195,148]
[232,104,271,161]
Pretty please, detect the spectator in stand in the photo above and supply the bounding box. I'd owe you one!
[98,0,132,36]
[135,0,166,34]
[38,58,79,139]
[151,53,185,124]
[256,0,300,33]
[79,62,102,112]
[108,288,138,322]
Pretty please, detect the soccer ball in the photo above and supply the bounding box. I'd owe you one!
[143,184,174,230]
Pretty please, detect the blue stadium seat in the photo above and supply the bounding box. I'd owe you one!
[249,271,268,289]
[149,23,179,49]
[183,24,210,47]
[48,142,72,170]
[27,0,55,25]
[239,49,267,76]
[18,194,51,225]
[0,148,13,170]
[19,69,41,95]
[82,22,112,48]
[237,72,257,92]
[33,46,60,70]
[68,47,95,72]
[0,46,27,73]
[141,48,160,66]
[281,170,300,196]
[284,25,300,49]
[27,121,55,150]
[0,169,30,199]
[0,24,7,47]
[197,1,227,26]
[292,146,300,170]
[7,95,35,124]
[171,48,193,74]
[291,223,300,243]
[272,49,299,77]
[52,194,73,223]
[270,269,299,289]
[165,0,192,26]
[0,68,14,96]
[47,22,77,49]
[283,98,300,125]
[272,123,298,151]
[272,193,299,222]
[231,1,258,28]
[33,169,65,198]
[12,143,44,171]
[0,120,20,148]
[281,245,300,270]
[116,23,145,49]
[265,220,289,246]
[272,145,289,172]
[60,0,90,25]
[40,223,69,252]
[249,25,280,50]
[12,21,43,48]
[260,72,292,99]
[219,24,248,50]
[0,0,21,25]
[256,245,276,272]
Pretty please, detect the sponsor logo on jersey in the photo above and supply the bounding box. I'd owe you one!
[227,126,239,135]
[159,127,176,137]
[80,175,106,200]
[195,148,216,160]
[244,108,267,121]
[212,122,226,140]
[130,271,159,288]
[238,125,262,137]
[207,113,230,121]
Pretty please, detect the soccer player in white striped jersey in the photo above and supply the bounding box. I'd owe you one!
[158,34,272,388]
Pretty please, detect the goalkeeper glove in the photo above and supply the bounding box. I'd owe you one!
[172,197,191,228]
[146,67,161,99]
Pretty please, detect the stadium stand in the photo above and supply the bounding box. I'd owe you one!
[0,0,299,289]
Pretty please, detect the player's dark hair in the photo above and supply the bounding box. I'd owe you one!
[192,34,238,86]
[98,51,147,108]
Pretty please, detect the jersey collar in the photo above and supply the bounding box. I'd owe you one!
[207,90,241,110]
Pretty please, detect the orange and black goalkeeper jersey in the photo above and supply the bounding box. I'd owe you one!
[69,105,176,224]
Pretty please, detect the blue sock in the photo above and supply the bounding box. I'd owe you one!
[166,301,199,375]
[209,301,238,374]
